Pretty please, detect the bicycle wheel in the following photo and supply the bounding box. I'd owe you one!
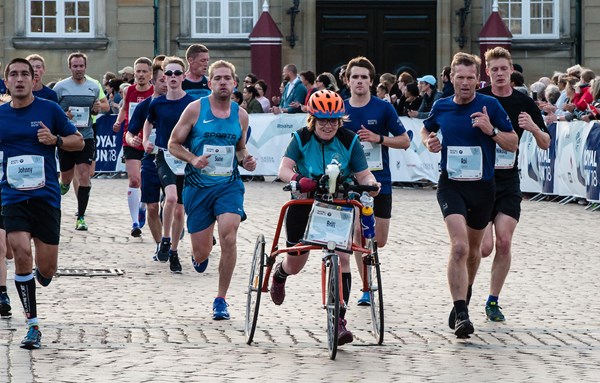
[325,252,340,360]
[367,240,384,344]
[245,234,265,345]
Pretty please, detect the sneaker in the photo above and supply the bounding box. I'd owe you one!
[35,268,52,287]
[357,291,371,306]
[131,223,142,238]
[192,256,209,273]
[269,266,286,305]
[485,301,506,322]
[138,204,147,229]
[337,318,354,346]
[156,239,171,262]
[448,307,456,330]
[75,217,88,231]
[20,326,42,349]
[59,182,70,196]
[0,292,11,318]
[454,312,474,339]
[169,251,182,273]
[212,297,230,320]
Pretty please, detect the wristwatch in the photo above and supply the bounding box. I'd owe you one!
[490,127,499,138]
[55,135,63,148]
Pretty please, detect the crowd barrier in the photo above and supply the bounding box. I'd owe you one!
[94,114,600,203]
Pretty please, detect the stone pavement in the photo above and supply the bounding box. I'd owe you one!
[1,178,599,382]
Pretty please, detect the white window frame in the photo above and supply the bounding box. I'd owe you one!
[26,0,94,37]
[498,0,560,39]
[191,0,258,38]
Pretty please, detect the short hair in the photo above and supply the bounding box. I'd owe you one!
[442,66,451,78]
[530,81,546,98]
[162,56,186,71]
[245,73,258,83]
[398,71,414,85]
[511,71,525,87]
[380,73,396,86]
[244,85,259,98]
[484,47,512,68]
[346,56,376,81]
[26,54,46,68]
[299,70,315,84]
[68,52,87,67]
[284,64,298,75]
[152,64,164,79]
[186,44,209,59]
[545,84,561,104]
[580,69,596,83]
[153,54,166,67]
[406,82,420,97]
[450,52,481,76]
[4,58,35,81]
[134,57,153,69]
[256,79,268,93]
[208,60,236,80]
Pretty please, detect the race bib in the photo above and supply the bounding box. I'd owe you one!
[6,155,45,190]
[360,141,383,171]
[446,146,483,180]
[0,151,4,180]
[495,144,516,169]
[148,129,158,154]
[201,145,235,176]
[128,102,139,123]
[69,106,90,128]
[163,151,186,176]
[304,201,355,251]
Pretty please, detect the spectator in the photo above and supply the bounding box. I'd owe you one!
[398,82,422,117]
[118,66,135,84]
[271,80,287,107]
[379,73,402,104]
[376,83,391,102]
[243,73,258,86]
[573,68,596,112]
[440,66,454,98]
[231,89,243,105]
[241,85,263,114]
[394,71,415,115]
[511,71,528,95]
[107,78,125,114]
[271,63,307,114]
[295,70,316,112]
[407,74,441,119]
[337,65,351,100]
[529,81,547,102]
[581,77,600,121]
[254,79,270,113]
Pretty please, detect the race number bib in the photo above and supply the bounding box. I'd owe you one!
[360,141,383,171]
[163,151,186,176]
[127,102,139,123]
[446,146,483,180]
[201,145,235,176]
[148,129,158,154]
[304,201,355,250]
[69,106,90,128]
[0,151,3,180]
[6,155,45,190]
[495,144,516,169]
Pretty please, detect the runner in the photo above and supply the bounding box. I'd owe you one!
[182,44,211,99]
[26,54,58,102]
[421,52,517,338]
[168,60,256,320]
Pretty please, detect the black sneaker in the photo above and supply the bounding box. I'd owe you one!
[0,291,11,318]
[454,312,474,339]
[157,239,171,262]
[169,250,182,273]
[448,307,456,330]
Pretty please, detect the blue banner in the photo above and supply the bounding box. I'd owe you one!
[584,123,600,201]
[95,114,123,172]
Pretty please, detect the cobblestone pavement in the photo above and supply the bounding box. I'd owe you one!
[1,178,599,382]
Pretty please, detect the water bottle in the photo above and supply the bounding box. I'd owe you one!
[360,192,376,239]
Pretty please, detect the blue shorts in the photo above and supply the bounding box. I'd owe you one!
[141,155,162,204]
[183,179,246,233]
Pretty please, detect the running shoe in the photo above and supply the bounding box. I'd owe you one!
[59,182,70,196]
[156,239,171,262]
[448,307,456,330]
[131,223,142,238]
[35,268,52,287]
[338,318,354,346]
[485,301,506,322]
[169,250,182,273]
[192,256,209,273]
[269,267,286,305]
[212,297,230,320]
[138,204,147,228]
[0,291,11,318]
[20,326,42,349]
[454,312,474,339]
[75,217,88,231]
[357,291,371,306]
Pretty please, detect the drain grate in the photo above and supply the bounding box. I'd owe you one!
[56,268,124,277]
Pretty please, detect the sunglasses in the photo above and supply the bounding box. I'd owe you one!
[164,70,184,77]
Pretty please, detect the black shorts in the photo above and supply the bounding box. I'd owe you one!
[123,146,144,161]
[59,138,95,171]
[436,172,495,230]
[493,176,523,221]
[374,193,392,219]
[155,151,184,204]
[2,199,61,245]
[285,204,312,246]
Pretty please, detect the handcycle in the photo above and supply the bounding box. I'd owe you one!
[244,163,384,360]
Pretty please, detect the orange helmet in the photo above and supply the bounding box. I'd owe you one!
[307,90,345,118]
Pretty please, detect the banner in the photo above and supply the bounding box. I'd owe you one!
[94,114,125,173]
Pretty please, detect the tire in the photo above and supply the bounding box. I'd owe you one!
[325,252,340,360]
[367,240,384,344]
[245,234,265,345]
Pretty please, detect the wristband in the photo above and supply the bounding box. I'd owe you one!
[55,135,63,148]
[378,135,385,144]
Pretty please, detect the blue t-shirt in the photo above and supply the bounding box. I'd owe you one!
[0,79,6,95]
[33,85,59,103]
[184,97,242,188]
[0,97,77,208]
[147,94,195,149]
[422,93,513,181]
[343,96,406,194]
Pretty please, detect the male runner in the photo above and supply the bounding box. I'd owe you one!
[26,54,58,102]
[182,44,211,100]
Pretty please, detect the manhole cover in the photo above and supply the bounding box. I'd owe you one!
[56,268,124,277]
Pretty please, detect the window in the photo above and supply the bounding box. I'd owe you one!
[27,0,93,37]
[191,0,257,38]
[498,0,559,39]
